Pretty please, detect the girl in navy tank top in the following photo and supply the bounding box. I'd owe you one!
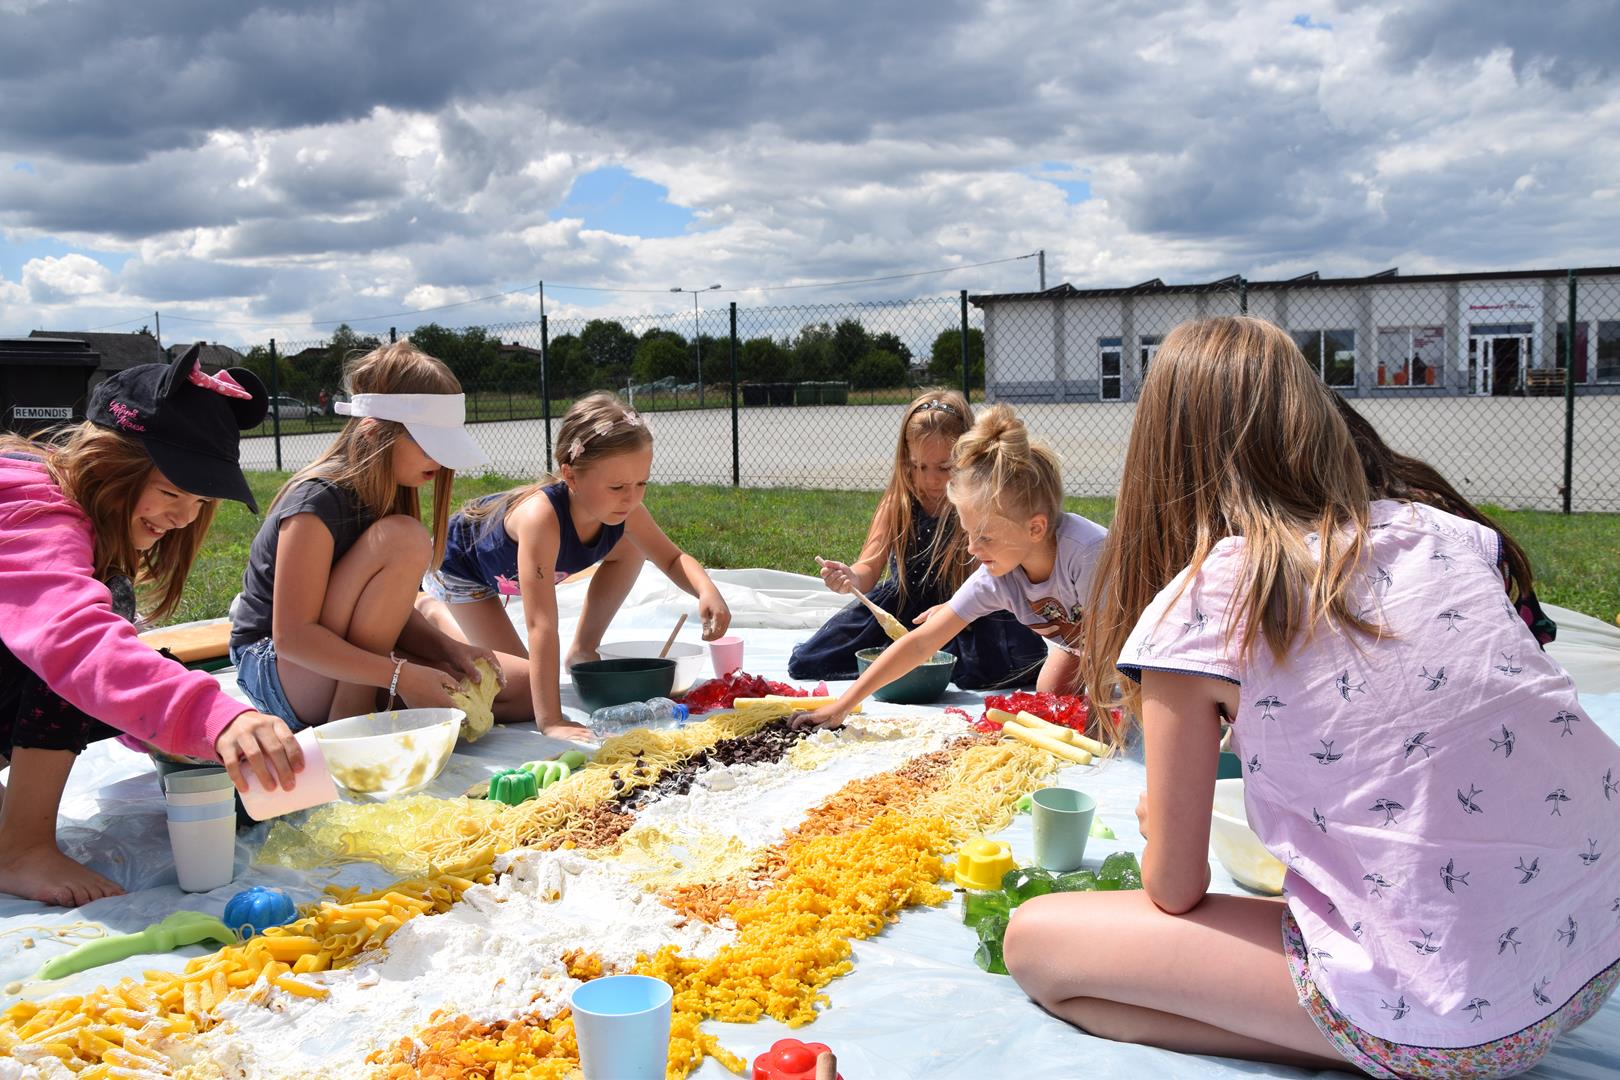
[419,393,732,738]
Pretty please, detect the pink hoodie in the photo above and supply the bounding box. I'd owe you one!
[0,456,249,759]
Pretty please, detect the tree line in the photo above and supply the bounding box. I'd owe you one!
[239,319,985,402]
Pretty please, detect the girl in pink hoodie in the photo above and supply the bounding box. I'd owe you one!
[0,346,302,907]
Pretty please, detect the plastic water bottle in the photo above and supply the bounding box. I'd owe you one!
[588,697,690,735]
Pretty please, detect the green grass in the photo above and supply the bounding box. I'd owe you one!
[168,476,1620,628]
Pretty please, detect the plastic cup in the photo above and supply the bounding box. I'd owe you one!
[569,974,672,1079]
[163,768,237,892]
[1031,787,1097,872]
[237,729,339,821]
[708,635,744,677]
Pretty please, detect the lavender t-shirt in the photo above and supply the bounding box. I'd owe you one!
[948,512,1108,655]
[1117,500,1620,1047]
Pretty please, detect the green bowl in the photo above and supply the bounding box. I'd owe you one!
[569,657,676,714]
[855,647,957,704]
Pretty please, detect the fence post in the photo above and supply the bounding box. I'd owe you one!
[540,314,553,471]
[959,289,971,401]
[1563,270,1577,514]
[729,302,740,488]
[389,327,397,344]
[1238,277,1248,315]
[268,338,283,471]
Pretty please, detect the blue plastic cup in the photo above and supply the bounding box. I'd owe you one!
[1032,787,1097,872]
[569,974,672,1079]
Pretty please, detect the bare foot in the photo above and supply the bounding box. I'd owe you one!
[0,843,124,907]
[539,719,594,741]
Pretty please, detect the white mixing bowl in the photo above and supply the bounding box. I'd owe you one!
[314,707,462,798]
[598,640,706,695]
[1210,777,1286,895]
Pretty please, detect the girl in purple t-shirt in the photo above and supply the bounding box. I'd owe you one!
[1004,317,1618,1079]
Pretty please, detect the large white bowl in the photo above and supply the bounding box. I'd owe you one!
[314,707,462,799]
[1211,777,1286,895]
[598,641,705,695]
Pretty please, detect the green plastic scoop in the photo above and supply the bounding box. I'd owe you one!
[37,910,236,981]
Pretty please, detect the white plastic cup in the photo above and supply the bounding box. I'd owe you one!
[237,729,339,821]
[569,974,672,1079]
[708,635,744,677]
[163,768,237,893]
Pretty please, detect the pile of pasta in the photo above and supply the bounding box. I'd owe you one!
[0,867,493,1076]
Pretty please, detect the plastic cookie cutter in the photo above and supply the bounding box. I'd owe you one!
[37,911,235,980]
[752,1038,843,1080]
[488,768,540,806]
[953,837,1015,891]
[223,886,299,938]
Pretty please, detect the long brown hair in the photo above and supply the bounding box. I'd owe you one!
[0,424,216,622]
[873,389,974,604]
[461,391,652,530]
[1082,316,1377,719]
[1334,395,1536,602]
[947,404,1063,531]
[271,341,460,565]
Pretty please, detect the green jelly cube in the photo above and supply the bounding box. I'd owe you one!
[1001,866,1057,905]
[974,937,1009,975]
[961,890,1012,929]
[1097,852,1141,885]
[1053,870,1099,892]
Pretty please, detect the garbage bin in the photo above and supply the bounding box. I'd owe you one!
[794,382,822,406]
[767,383,794,406]
[823,381,849,405]
[741,384,769,407]
[0,337,100,436]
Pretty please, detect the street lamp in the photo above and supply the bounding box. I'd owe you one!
[670,284,721,406]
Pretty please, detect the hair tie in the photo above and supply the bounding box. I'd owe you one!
[568,438,585,461]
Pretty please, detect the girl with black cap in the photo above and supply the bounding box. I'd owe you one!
[0,345,304,906]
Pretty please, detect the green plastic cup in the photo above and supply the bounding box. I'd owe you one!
[1031,787,1097,872]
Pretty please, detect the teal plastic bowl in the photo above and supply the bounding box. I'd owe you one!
[569,657,676,714]
[855,647,957,704]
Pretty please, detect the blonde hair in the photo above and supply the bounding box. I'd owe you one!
[874,389,974,604]
[947,404,1063,533]
[0,425,216,622]
[271,340,460,565]
[462,392,652,529]
[1082,316,1376,721]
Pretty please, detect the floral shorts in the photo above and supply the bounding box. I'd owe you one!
[1282,912,1620,1079]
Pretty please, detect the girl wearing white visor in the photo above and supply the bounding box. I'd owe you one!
[229,341,500,728]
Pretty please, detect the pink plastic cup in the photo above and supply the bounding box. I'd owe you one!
[237,728,339,821]
[708,635,744,677]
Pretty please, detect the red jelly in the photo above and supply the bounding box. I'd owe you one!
[681,670,820,714]
[752,1038,843,1080]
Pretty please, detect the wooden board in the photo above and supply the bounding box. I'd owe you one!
[138,619,231,664]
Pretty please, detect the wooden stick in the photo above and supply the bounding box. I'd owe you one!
[815,1050,837,1080]
[659,613,688,658]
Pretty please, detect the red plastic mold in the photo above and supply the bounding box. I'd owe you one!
[752,1038,843,1080]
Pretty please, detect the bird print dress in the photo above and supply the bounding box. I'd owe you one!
[1116,500,1620,1048]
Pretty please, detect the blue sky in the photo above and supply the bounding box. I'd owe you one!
[555,166,696,239]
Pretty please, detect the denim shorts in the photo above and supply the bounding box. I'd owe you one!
[421,569,499,605]
[228,637,305,732]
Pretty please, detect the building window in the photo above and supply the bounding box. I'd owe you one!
[1556,322,1590,383]
[1139,335,1161,377]
[1599,321,1620,384]
[1290,329,1356,388]
[1098,337,1122,400]
[1377,326,1444,387]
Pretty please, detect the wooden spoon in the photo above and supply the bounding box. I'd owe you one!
[849,588,908,642]
[659,613,688,658]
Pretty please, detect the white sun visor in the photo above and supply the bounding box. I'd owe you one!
[334,393,490,471]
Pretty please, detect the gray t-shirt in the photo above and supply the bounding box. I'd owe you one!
[230,478,374,649]
[947,511,1108,656]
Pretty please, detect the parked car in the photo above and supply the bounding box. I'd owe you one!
[268,395,311,420]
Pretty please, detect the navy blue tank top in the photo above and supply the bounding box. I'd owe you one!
[440,482,625,589]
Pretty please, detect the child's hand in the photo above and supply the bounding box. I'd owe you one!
[815,556,857,595]
[538,716,593,741]
[216,711,303,792]
[398,661,460,710]
[699,591,732,640]
[912,604,946,625]
[789,703,848,731]
[445,641,505,688]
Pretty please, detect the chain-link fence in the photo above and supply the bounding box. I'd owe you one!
[229,270,1620,512]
